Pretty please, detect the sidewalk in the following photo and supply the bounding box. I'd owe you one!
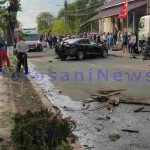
[0,74,16,138]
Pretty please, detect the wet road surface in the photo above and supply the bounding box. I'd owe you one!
[28,49,150,150]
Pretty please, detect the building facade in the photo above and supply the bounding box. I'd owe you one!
[91,0,147,34]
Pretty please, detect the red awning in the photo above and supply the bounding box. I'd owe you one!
[90,0,146,21]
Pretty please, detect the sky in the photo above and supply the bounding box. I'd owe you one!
[17,0,74,28]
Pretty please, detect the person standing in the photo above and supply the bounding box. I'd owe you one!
[102,32,106,43]
[0,37,10,72]
[123,32,128,53]
[53,36,57,48]
[96,33,101,44]
[120,31,123,49]
[107,33,114,51]
[48,35,53,49]
[16,34,29,75]
[129,32,136,57]
[113,32,117,48]
[93,34,96,42]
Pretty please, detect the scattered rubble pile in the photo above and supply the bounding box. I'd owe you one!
[83,89,150,113]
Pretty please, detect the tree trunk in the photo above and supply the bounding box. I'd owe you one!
[7,24,14,46]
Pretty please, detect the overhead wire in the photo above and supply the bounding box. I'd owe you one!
[66,9,99,17]
[66,2,102,13]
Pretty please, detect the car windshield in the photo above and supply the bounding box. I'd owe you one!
[65,39,79,44]
[89,40,96,45]
[25,34,39,41]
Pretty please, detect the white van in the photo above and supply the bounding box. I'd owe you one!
[138,15,150,54]
[22,28,44,52]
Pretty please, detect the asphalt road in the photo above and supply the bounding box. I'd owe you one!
[28,48,150,100]
[28,48,150,150]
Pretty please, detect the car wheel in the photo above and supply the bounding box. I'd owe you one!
[37,44,43,52]
[102,50,108,58]
[60,55,67,61]
[77,51,84,60]
[141,42,148,55]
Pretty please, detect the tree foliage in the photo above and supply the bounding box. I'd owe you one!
[51,20,65,35]
[0,0,21,45]
[56,0,107,34]
[36,12,55,35]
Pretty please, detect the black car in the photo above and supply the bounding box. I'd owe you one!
[55,38,108,60]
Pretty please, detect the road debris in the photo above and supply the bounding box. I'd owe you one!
[134,107,145,113]
[120,99,150,105]
[95,126,102,132]
[146,118,150,121]
[98,89,126,94]
[90,97,119,113]
[122,129,139,133]
[58,90,62,94]
[83,88,150,113]
[109,130,121,141]
[134,107,150,112]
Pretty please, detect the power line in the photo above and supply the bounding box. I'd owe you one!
[66,2,102,13]
[66,9,99,17]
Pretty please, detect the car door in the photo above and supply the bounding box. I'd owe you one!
[77,39,89,54]
[88,40,98,54]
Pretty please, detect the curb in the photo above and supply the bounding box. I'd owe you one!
[28,76,56,114]
[7,82,17,113]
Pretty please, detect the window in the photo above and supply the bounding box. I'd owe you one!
[25,34,39,41]
[139,18,145,29]
[78,40,89,44]
[89,40,96,45]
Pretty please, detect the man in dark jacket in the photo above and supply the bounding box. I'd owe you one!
[53,36,57,48]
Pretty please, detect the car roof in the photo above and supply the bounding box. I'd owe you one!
[65,38,86,42]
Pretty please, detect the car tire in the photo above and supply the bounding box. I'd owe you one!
[37,44,43,52]
[77,51,84,60]
[102,50,108,58]
[60,55,67,61]
[141,42,148,55]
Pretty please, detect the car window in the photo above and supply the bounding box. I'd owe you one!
[89,40,96,45]
[78,40,89,44]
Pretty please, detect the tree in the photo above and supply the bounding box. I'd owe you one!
[7,0,21,46]
[57,0,107,34]
[36,12,55,35]
[0,0,21,46]
[51,20,65,35]
[0,28,4,37]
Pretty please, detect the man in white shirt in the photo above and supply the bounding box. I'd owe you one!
[16,34,29,75]
[129,32,136,57]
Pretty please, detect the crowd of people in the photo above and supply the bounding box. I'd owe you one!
[46,30,137,57]
[80,31,137,55]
